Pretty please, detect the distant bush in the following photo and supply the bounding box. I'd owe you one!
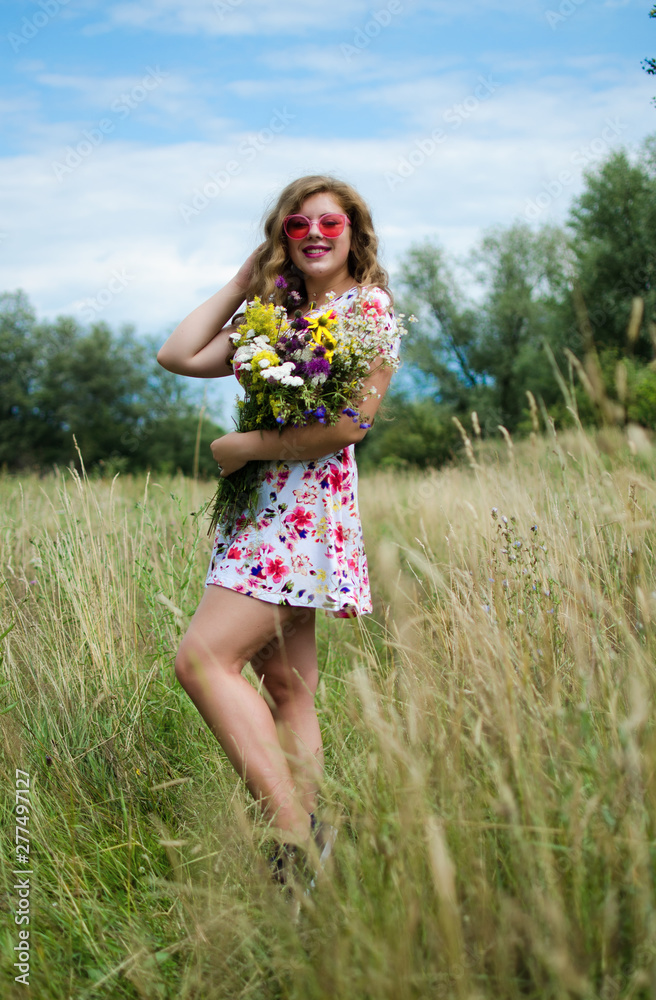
[357,395,460,471]
[627,366,656,427]
[0,289,225,475]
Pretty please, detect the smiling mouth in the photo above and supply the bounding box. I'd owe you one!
[302,246,330,257]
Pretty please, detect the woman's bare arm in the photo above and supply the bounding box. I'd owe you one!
[210,360,394,473]
[156,247,263,378]
[156,278,245,378]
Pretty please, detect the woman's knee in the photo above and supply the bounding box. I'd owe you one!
[174,638,229,690]
[174,642,196,689]
[264,667,319,709]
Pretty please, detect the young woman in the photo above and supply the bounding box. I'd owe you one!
[157,174,400,868]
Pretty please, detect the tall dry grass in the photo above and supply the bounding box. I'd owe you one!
[1,423,655,999]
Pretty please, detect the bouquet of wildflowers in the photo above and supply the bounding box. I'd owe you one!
[207,277,405,536]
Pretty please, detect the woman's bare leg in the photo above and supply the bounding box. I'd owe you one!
[250,608,323,816]
[174,585,312,844]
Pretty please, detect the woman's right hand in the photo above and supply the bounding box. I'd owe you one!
[233,243,266,291]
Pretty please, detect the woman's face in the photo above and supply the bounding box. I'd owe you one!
[285,191,353,287]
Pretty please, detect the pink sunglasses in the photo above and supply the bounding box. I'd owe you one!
[283,213,351,240]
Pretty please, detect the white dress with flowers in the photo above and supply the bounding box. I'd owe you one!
[205,285,400,618]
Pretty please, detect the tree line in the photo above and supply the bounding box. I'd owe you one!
[2,133,655,477]
[0,296,225,477]
[358,133,656,470]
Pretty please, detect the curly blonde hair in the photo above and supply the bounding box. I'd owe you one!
[243,175,392,314]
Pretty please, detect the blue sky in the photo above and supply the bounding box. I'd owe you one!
[1,0,654,418]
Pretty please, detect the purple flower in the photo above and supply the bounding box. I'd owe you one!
[275,275,288,289]
[291,315,309,332]
[276,415,285,424]
[342,407,358,417]
[307,358,331,378]
[359,422,372,429]
[289,290,302,303]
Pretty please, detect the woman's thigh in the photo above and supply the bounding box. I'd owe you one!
[175,585,303,682]
[250,607,318,704]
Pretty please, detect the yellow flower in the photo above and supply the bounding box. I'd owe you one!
[307,313,339,362]
[250,349,280,380]
[252,349,279,367]
[240,297,288,345]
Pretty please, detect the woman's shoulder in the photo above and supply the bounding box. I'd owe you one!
[351,284,393,310]
[302,284,394,318]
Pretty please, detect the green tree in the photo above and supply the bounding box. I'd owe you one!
[29,319,148,467]
[466,222,572,429]
[0,291,38,466]
[396,224,571,433]
[566,138,656,355]
[396,240,482,412]
[643,5,656,106]
[0,292,225,474]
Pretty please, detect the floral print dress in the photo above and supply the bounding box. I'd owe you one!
[205,285,400,618]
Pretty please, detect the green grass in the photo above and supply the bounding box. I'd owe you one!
[1,424,655,999]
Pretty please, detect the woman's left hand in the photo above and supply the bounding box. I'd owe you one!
[210,432,251,477]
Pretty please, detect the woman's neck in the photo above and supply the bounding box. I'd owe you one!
[303,276,357,312]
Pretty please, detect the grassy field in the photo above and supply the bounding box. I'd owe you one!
[1,423,655,1000]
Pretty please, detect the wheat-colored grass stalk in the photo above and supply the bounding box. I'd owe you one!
[1,425,655,999]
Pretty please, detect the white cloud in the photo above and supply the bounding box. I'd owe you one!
[2,51,653,422]
[34,65,211,123]
[11,65,239,151]
[84,0,379,36]
[79,0,547,37]
[0,95,39,116]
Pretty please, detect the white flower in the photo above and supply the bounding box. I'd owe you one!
[234,345,256,363]
[257,358,271,368]
[264,362,296,382]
